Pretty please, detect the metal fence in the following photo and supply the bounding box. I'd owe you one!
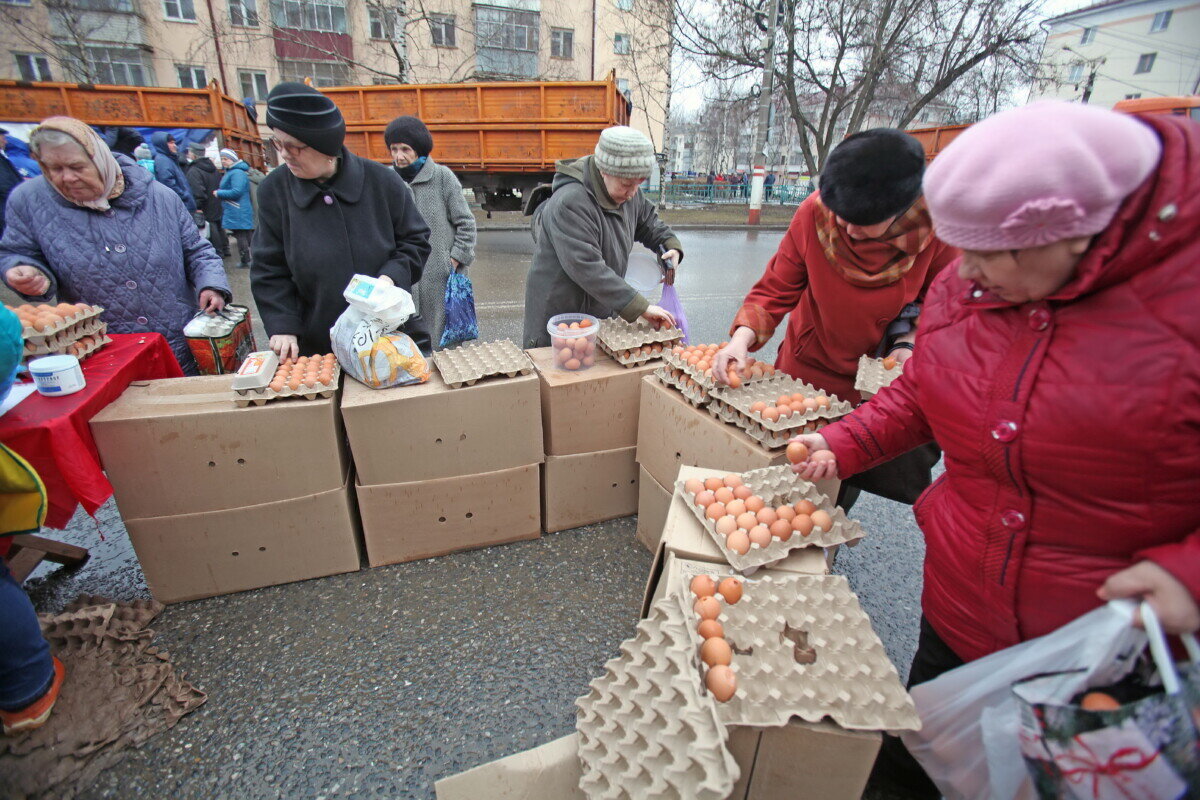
[647,182,814,207]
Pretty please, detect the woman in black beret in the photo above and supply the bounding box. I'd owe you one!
[250,82,432,359]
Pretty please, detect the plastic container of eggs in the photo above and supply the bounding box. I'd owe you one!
[547,313,599,371]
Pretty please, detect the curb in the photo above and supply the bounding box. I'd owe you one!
[473,223,791,233]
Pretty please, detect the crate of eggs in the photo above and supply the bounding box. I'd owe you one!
[12,303,108,358]
[854,354,904,401]
[576,595,741,800]
[660,343,778,393]
[681,570,920,731]
[677,465,864,572]
[654,364,710,407]
[595,318,683,367]
[231,351,340,407]
[708,376,853,449]
[434,339,533,388]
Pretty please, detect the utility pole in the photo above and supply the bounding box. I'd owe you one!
[747,0,779,226]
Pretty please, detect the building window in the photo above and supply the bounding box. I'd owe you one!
[1150,10,1171,32]
[239,69,269,101]
[550,28,573,59]
[15,53,52,81]
[278,59,352,87]
[475,5,538,78]
[614,33,630,54]
[1124,93,1142,99]
[230,0,258,26]
[615,0,632,9]
[271,0,347,33]
[430,13,455,46]
[163,0,196,20]
[1135,52,1156,74]
[368,6,392,38]
[617,78,629,94]
[83,46,153,85]
[1067,64,1084,83]
[177,64,207,88]
[1079,26,1095,44]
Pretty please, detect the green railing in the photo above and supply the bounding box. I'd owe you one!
[647,182,813,206]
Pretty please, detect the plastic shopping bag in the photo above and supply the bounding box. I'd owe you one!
[900,601,1149,800]
[659,282,689,345]
[1013,605,1200,799]
[439,271,479,349]
[331,274,430,389]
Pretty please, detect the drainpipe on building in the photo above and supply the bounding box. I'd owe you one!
[590,0,597,81]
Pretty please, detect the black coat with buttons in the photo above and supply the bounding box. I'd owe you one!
[251,148,433,355]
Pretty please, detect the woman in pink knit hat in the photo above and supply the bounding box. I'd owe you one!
[792,101,1200,794]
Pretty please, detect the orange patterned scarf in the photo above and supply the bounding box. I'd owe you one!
[813,195,934,287]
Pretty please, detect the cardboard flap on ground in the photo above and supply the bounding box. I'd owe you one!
[542,447,638,533]
[356,463,540,567]
[727,721,880,800]
[635,465,671,553]
[433,734,584,800]
[90,376,347,520]
[123,474,361,604]
[340,369,542,485]
[527,347,658,456]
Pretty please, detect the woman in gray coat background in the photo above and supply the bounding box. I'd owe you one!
[385,116,477,349]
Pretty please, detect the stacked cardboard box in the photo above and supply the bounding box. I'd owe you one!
[340,370,543,566]
[527,347,659,533]
[90,376,359,603]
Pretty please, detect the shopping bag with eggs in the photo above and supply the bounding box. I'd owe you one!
[331,274,430,389]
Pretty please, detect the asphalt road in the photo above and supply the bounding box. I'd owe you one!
[17,228,927,799]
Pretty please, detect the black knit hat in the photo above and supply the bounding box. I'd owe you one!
[265,82,345,157]
[384,116,433,157]
[819,128,926,226]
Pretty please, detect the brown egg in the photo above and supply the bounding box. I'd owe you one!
[269,378,285,392]
[700,637,733,667]
[557,347,572,364]
[732,485,752,500]
[695,490,716,508]
[735,512,758,530]
[56,302,76,315]
[722,474,743,489]
[769,519,793,540]
[776,505,796,521]
[704,477,724,491]
[755,507,778,526]
[694,596,721,620]
[706,665,737,702]
[725,499,747,517]
[711,487,733,505]
[882,356,897,370]
[792,514,814,537]
[750,401,767,414]
[787,441,809,464]
[684,478,705,496]
[811,510,833,531]
[287,377,301,390]
[697,619,724,640]
[776,404,793,419]
[715,516,738,535]
[794,499,818,516]
[815,395,830,408]
[717,577,743,604]
[748,524,772,548]
[705,502,727,521]
[318,369,333,384]
[744,495,765,513]
[564,358,581,370]
[726,529,751,554]
[1080,692,1121,711]
[690,575,717,598]
[763,407,780,422]
[802,398,819,412]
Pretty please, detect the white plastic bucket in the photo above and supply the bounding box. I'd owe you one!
[29,354,86,397]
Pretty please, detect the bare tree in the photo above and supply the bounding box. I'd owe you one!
[1,0,154,84]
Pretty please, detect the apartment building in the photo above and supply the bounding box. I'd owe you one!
[1034,0,1199,107]
[0,0,671,146]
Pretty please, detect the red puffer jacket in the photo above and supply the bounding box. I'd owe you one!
[821,114,1200,663]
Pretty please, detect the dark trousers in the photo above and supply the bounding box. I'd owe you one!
[208,222,228,257]
[869,616,966,796]
[231,229,253,267]
[0,556,53,711]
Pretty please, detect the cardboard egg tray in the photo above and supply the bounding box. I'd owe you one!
[654,365,710,408]
[673,571,921,732]
[675,465,864,572]
[61,331,111,361]
[595,318,683,367]
[708,376,853,450]
[232,363,341,407]
[23,320,109,357]
[855,354,904,401]
[434,339,534,388]
[576,596,740,800]
[660,348,776,393]
[16,303,104,341]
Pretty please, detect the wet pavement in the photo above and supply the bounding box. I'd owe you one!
[15,228,926,799]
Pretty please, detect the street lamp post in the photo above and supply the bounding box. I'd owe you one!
[747,0,780,226]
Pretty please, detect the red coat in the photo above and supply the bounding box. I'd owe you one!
[735,194,958,402]
[822,114,1200,663]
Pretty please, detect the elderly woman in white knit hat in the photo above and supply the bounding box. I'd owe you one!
[522,125,682,348]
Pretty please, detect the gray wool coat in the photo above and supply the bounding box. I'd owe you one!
[0,155,231,374]
[522,156,682,348]
[401,158,476,349]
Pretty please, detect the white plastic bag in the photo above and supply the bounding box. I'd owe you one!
[330,274,430,389]
[900,601,1147,800]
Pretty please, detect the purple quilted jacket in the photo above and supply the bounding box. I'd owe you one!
[0,155,231,374]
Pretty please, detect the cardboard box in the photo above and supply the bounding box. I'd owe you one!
[527,347,658,456]
[124,478,361,604]
[340,371,542,486]
[542,447,638,533]
[727,721,880,799]
[90,376,348,520]
[635,465,671,552]
[356,464,540,566]
[434,734,584,800]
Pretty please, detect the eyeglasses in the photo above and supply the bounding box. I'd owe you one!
[269,138,310,156]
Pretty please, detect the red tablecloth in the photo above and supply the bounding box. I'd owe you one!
[0,333,183,531]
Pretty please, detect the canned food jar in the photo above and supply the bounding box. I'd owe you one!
[29,354,86,397]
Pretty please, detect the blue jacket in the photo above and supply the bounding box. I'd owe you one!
[215,160,254,230]
[150,132,196,212]
[0,155,230,374]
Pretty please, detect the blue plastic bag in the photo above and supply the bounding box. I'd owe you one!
[439,271,480,349]
[659,282,689,345]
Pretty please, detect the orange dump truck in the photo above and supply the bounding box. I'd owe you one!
[321,73,630,212]
[0,79,266,168]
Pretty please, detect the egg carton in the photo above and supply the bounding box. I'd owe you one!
[596,319,683,367]
[62,331,111,361]
[675,465,865,573]
[675,571,920,732]
[17,304,105,343]
[434,339,534,388]
[855,354,904,401]
[232,364,341,407]
[654,366,709,408]
[707,376,852,450]
[23,320,109,357]
[660,348,776,393]
[576,596,739,800]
